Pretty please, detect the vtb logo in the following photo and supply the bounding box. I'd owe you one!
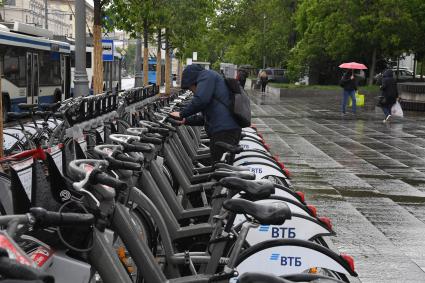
[269,253,302,266]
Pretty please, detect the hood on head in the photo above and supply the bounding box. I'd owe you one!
[383,69,393,78]
[181,64,205,89]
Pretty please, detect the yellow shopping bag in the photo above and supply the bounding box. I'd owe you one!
[349,91,365,107]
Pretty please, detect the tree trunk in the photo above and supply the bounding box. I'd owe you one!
[413,54,416,78]
[368,47,377,85]
[143,19,149,86]
[177,58,183,86]
[93,0,103,94]
[165,29,171,95]
[156,28,162,87]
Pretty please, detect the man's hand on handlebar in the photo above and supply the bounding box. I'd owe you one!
[169,111,185,125]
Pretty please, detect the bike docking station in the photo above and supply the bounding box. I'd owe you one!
[0,86,360,283]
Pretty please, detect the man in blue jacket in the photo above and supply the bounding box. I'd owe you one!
[170,64,241,162]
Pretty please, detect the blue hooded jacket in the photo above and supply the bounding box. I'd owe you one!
[180,65,241,136]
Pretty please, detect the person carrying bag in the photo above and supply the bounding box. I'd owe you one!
[378,69,399,123]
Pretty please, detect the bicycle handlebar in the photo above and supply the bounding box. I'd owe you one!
[122,141,154,153]
[29,207,95,227]
[0,257,54,283]
[105,156,142,171]
[89,170,127,191]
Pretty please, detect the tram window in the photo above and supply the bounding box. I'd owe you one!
[39,51,61,86]
[70,51,92,68]
[3,49,26,87]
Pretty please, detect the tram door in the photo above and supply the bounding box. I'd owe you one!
[61,54,71,99]
[26,52,39,104]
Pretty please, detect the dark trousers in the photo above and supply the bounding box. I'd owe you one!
[261,81,267,92]
[210,129,242,163]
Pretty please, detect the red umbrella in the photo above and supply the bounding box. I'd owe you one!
[339,62,368,70]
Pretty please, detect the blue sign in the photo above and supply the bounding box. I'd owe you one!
[102,39,114,61]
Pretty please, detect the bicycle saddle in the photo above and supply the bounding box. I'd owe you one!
[7,112,30,121]
[215,141,243,154]
[39,102,60,112]
[219,177,274,199]
[213,163,250,172]
[18,103,38,111]
[223,198,291,225]
[238,272,293,283]
[210,170,255,181]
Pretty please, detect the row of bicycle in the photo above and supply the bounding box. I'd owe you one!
[0,88,358,282]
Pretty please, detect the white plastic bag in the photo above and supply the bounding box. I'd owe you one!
[391,101,403,118]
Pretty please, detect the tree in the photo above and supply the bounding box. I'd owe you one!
[93,0,110,94]
[288,0,416,84]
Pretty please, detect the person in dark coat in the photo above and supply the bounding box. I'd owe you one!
[238,69,248,89]
[380,69,399,123]
[170,64,242,162]
[339,70,357,114]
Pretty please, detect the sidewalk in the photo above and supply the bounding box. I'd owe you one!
[248,89,425,282]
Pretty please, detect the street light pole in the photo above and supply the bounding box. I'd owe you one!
[44,0,48,30]
[73,0,89,97]
[263,14,266,69]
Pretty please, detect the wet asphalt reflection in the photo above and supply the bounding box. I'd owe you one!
[248,89,425,282]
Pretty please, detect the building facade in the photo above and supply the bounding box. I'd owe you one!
[1,0,94,38]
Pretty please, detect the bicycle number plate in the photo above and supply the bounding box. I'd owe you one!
[96,126,105,142]
[49,145,63,174]
[77,138,87,153]
[0,231,35,267]
[11,157,33,200]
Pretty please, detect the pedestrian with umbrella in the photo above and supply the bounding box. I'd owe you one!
[339,62,367,115]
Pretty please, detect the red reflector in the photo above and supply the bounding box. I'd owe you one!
[35,147,47,161]
[258,133,264,139]
[307,205,317,217]
[264,144,270,151]
[318,217,333,231]
[341,254,355,273]
[295,191,305,203]
[278,162,285,169]
[283,168,291,178]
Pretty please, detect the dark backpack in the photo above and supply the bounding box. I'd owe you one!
[214,78,251,128]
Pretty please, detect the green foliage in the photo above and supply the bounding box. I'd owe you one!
[102,0,425,85]
[288,0,419,83]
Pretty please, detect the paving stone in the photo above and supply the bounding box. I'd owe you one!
[247,89,425,281]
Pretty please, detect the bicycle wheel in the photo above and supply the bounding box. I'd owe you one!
[111,207,154,283]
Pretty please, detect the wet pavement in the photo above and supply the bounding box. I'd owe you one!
[248,89,425,282]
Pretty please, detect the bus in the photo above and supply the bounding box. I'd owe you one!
[0,22,71,115]
[142,57,165,85]
[70,45,122,97]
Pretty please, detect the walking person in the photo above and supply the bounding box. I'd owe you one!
[169,64,242,163]
[379,69,399,123]
[259,70,268,93]
[238,69,248,89]
[339,69,357,114]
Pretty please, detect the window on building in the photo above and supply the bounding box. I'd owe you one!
[4,0,16,6]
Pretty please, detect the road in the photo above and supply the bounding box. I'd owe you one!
[248,89,425,282]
